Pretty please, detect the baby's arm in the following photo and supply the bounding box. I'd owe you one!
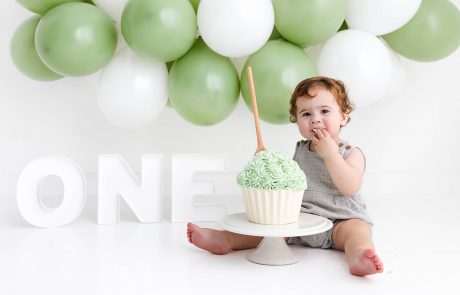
[323,148,365,196]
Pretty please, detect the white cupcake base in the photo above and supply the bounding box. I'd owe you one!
[242,188,304,225]
[221,212,333,266]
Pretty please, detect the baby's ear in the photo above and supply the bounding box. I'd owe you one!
[340,113,349,127]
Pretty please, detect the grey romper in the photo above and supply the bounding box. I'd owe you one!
[287,140,372,249]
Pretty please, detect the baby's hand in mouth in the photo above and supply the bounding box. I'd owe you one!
[312,128,323,139]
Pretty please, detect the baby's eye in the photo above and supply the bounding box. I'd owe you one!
[301,112,311,117]
[321,109,330,114]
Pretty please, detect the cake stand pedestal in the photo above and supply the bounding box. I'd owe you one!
[220,212,332,266]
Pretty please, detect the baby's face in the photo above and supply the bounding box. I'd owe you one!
[295,87,348,141]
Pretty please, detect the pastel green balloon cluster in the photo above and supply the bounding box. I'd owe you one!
[35,2,117,76]
[15,0,85,15]
[168,38,240,126]
[241,40,316,124]
[11,0,460,127]
[237,150,307,191]
[10,16,62,81]
[383,0,460,62]
[122,0,197,62]
[272,0,346,47]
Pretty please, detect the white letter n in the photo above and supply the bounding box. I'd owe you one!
[97,154,163,224]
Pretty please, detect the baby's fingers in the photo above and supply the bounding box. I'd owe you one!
[316,128,326,139]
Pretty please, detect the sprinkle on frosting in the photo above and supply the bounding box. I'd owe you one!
[237,150,307,191]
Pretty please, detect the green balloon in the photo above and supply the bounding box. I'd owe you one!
[35,2,117,76]
[169,39,240,126]
[15,0,85,15]
[122,0,197,62]
[272,0,346,47]
[383,0,460,62]
[241,40,317,124]
[10,16,62,81]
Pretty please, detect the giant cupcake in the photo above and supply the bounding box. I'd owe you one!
[237,150,307,224]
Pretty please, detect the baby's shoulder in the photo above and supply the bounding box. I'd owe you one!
[343,145,366,171]
[347,147,365,158]
[349,145,365,157]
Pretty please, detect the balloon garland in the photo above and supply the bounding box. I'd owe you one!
[11,0,460,128]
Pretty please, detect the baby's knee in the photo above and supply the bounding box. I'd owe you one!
[340,218,369,229]
[332,219,371,246]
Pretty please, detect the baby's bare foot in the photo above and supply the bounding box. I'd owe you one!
[349,248,384,276]
[187,223,232,255]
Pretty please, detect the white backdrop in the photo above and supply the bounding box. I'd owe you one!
[1,1,459,217]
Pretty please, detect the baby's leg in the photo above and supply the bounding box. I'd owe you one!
[332,219,384,276]
[187,223,263,255]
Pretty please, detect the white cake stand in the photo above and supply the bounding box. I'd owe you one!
[220,212,333,266]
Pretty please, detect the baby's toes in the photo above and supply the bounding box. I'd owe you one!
[374,259,384,272]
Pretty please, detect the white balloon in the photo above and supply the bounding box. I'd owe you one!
[93,0,129,23]
[318,30,393,107]
[346,0,422,36]
[198,0,274,58]
[97,48,168,129]
[382,40,406,100]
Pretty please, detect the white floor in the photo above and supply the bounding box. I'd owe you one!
[1,194,459,295]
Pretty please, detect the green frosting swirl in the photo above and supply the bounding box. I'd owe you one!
[237,150,307,191]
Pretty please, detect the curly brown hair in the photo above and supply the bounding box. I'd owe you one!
[289,76,354,124]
